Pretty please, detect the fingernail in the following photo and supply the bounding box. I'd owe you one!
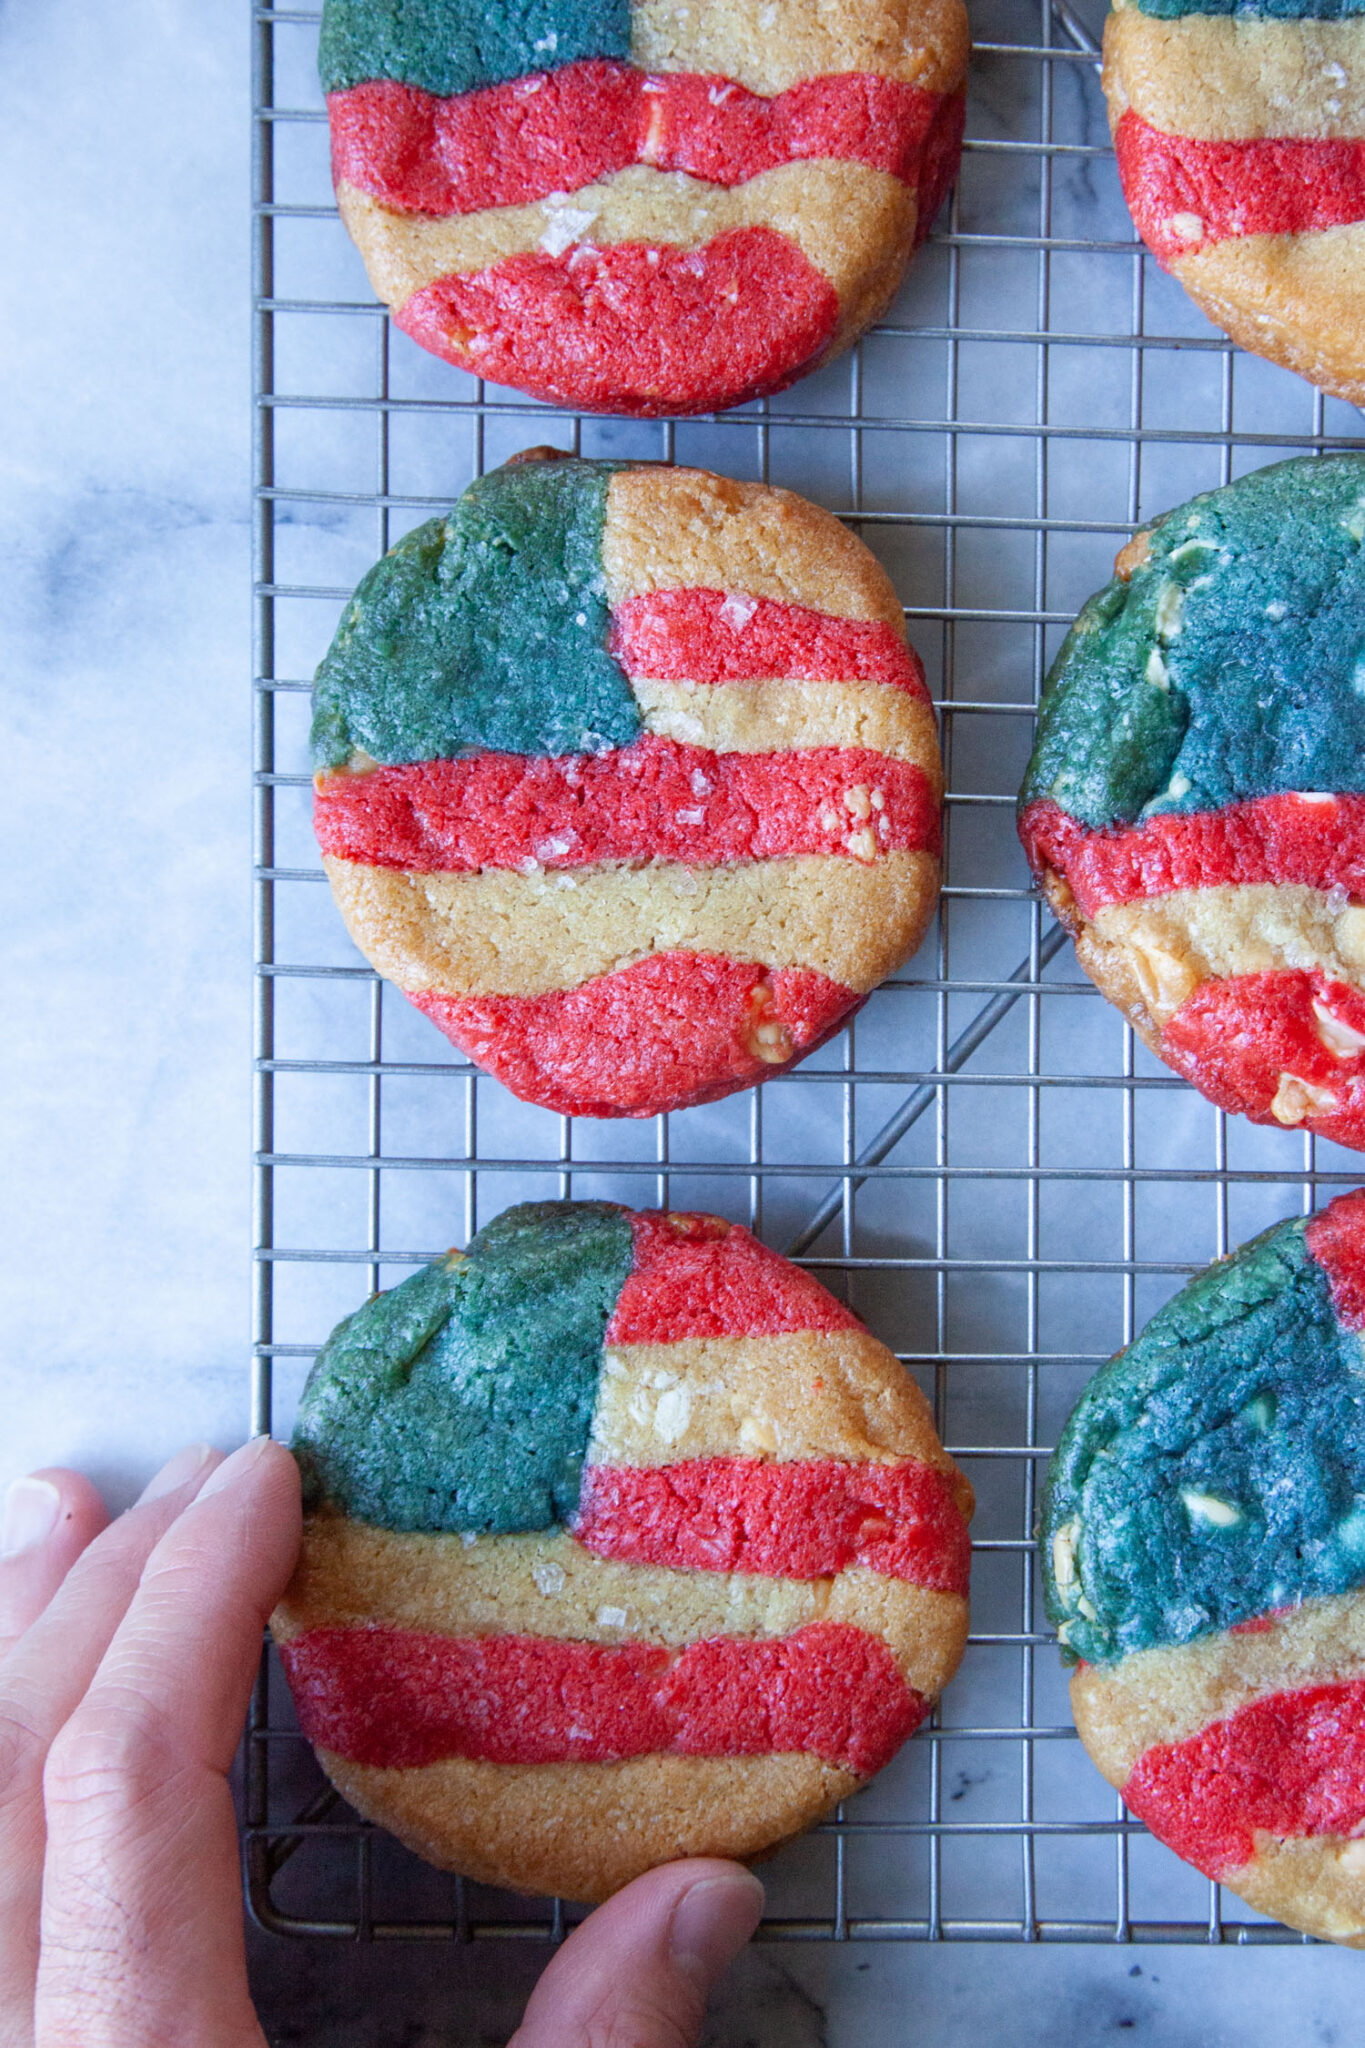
[1,1477,61,1557]
[139,1443,216,1504]
[669,1872,765,1993]
[196,1433,276,1501]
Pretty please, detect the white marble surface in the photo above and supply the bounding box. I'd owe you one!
[7,1,1365,2039]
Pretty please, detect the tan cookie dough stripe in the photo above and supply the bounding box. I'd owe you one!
[1173,226,1365,411]
[587,1330,961,1474]
[1104,12,1365,142]
[603,466,909,629]
[632,0,969,97]
[273,1521,968,1692]
[1213,1834,1365,1947]
[315,1748,860,1901]
[323,849,938,999]
[1044,874,1365,1053]
[1070,1589,1365,1788]
[636,679,940,784]
[337,159,918,357]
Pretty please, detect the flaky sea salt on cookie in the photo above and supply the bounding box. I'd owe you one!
[272,1200,974,1902]
[312,452,942,1118]
[1103,0,1365,404]
[318,0,968,415]
[1019,454,1365,1149]
[1042,1190,1365,1945]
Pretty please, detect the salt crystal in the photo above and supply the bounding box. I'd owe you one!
[719,593,758,630]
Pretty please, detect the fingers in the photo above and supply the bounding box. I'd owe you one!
[511,1860,765,2048]
[36,1436,300,2048]
[0,1471,110,1657]
[0,1447,223,2048]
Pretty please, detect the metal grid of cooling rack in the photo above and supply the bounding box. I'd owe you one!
[247,0,1365,1946]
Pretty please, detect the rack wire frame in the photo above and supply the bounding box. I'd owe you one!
[245,0,1363,1946]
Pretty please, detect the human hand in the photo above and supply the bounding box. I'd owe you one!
[0,1441,763,2048]
[0,1438,302,2046]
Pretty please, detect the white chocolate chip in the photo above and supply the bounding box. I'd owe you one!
[1154,581,1184,640]
[1127,935,1197,1013]
[1336,906,1365,969]
[532,1561,566,1597]
[751,1019,793,1064]
[1051,1519,1080,1591]
[1076,1595,1099,1622]
[1180,1489,1243,1528]
[739,1414,779,1455]
[843,784,873,821]
[1167,212,1204,244]
[1271,1072,1339,1125]
[821,808,841,832]
[1313,1000,1365,1059]
[845,827,878,863]
[595,1605,628,1630]
[653,1384,693,1443]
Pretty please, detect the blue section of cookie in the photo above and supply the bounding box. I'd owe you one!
[319,0,633,98]
[290,1201,635,1533]
[1041,1212,1365,1666]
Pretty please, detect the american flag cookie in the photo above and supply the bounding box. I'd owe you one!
[1103,0,1365,404]
[313,451,942,1119]
[318,0,968,415]
[271,1201,974,1902]
[1042,1190,1365,1945]
[1019,455,1365,1150]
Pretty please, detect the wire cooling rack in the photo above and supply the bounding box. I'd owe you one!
[247,0,1365,1945]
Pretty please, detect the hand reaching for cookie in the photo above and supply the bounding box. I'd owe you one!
[0,1441,763,2048]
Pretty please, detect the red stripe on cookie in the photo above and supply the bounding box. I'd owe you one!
[574,1457,971,1593]
[1306,1190,1365,1330]
[1161,969,1365,1150]
[611,1212,862,1340]
[412,954,860,1119]
[641,70,935,187]
[393,230,840,417]
[1123,1677,1365,1875]
[1020,794,1365,918]
[1115,110,1365,265]
[280,1619,926,1774]
[328,66,942,217]
[329,64,639,214]
[611,590,927,696]
[315,739,938,872]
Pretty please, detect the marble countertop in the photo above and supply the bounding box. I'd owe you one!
[5,1,1365,2039]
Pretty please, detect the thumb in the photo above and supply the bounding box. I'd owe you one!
[511,1859,765,2048]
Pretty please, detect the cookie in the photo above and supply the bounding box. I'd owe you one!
[1018,454,1365,1149]
[313,452,942,1118]
[318,0,968,415]
[1041,1188,1365,1945]
[272,1200,974,1902]
[1103,0,1365,404]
